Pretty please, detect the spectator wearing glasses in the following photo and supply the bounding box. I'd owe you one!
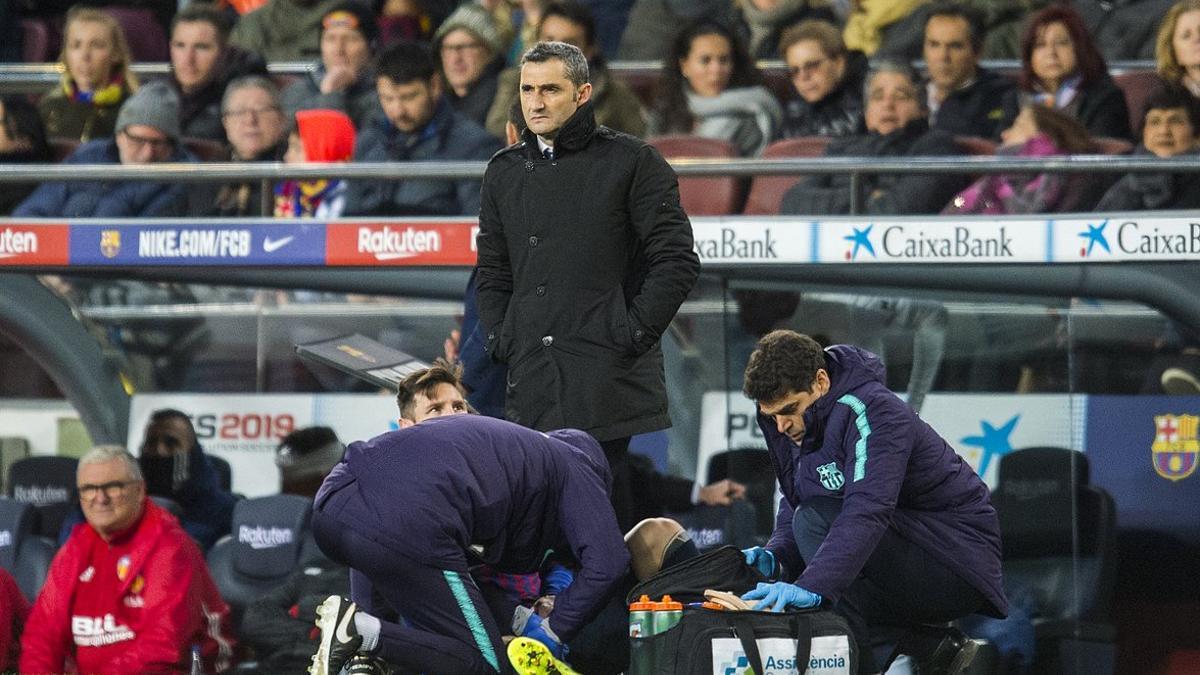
[20,445,237,674]
[281,2,383,130]
[169,3,269,142]
[15,82,194,218]
[779,19,868,139]
[189,75,289,216]
[38,7,138,142]
[434,4,510,126]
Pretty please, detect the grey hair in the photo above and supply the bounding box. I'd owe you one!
[863,59,927,112]
[521,41,589,87]
[221,74,281,114]
[78,445,143,482]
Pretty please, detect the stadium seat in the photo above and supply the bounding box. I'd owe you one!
[102,6,168,62]
[0,437,30,495]
[49,137,80,162]
[705,448,777,541]
[649,135,744,215]
[742,136,832,215]
[150,495,184,518]
[1113,71,1165,135]
[993,447,1118,675]
[182,137,230,162]
[7,456,78,540]
[0,497,56,602]
[206,494,317,629]
[20,19,52,63]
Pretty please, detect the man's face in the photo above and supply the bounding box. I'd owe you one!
[377,76,439,133]
[171,20,222,94]
[439,28,490,94]
[78,458,145,540]
[116,124,173,164]
[221,85,285,159]
[923,15,977,93]
[520,58,591,140]
[756,370,830,445]
[538,15,592,58]
[321,23,371,75]
[400,382,469,426]
[140,416,197,458]
[864,71,922,135]
[1143,107,1197,157]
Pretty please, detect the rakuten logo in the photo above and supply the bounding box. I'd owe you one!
[13,485,71,505]
[0,229,38,258]
[357,226,441,260]
[238,525,294,549]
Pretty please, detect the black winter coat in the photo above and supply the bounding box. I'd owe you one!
[932,68,1015,140]
[780,118,968,215]
[1096,147,1200,211]
[780,51,867,139]
[1001,75,1133,140]
[475,102,700,441]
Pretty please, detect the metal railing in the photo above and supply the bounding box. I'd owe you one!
[3,153,1198,214]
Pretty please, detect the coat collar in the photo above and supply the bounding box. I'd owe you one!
[520,100,597,156]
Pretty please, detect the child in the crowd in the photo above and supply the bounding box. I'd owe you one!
[274,109,356,218]
[943,103,1092,215]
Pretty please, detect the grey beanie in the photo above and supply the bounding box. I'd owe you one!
[116,81,181,141]
[434,4,504,57]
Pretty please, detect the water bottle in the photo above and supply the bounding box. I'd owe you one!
[628,594,656,638]
[652,595,683,634]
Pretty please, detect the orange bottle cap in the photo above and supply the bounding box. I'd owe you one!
[658,594,683,610]
[701,601,725,611]
[629,594,656,611]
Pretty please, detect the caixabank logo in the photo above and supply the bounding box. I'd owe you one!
[690,219,811,263]
[1059,216,1200,261]
[822,219,1044,263]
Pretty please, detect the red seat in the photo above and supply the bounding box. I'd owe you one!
[649,135,744,216]
[48,137,80,162]
[742,136,831,215]
[1090,137,1134,155]
[1113,71,1165,135]
[102,6,168,62]
[182,137,229,162]
[20,19,52,63]
[952,136,998,156]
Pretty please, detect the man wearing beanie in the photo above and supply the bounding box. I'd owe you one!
[434,4,509,125]
[14,81,194,217]
[281,2,382,129]
[230,0,345,62]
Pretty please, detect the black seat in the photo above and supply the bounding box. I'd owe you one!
[0,497,56,602]
[208,454,233,493]
[206,494,315,629]
[7,456,79,539]
[993,447,1118,674]
[706,448,778,541]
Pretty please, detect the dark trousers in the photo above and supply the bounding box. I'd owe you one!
[313,480,512,674]
[792,497,989,673]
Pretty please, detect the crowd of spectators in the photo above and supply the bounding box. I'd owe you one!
[0,0,1197,220]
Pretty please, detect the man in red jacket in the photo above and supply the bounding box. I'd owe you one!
[20,445,237,673]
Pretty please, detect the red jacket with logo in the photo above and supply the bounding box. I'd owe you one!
[20,499,236,674]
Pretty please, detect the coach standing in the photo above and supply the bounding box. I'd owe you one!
[474,41,700,528]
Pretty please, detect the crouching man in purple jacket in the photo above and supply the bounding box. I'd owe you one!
[740,330,1008,674]
[307,414,629,675]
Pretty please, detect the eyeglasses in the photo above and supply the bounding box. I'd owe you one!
[788,56,829,78]
[222,106,281,120]
[78,480,135,500]
[440,41,485,55]
[120,129,172,150]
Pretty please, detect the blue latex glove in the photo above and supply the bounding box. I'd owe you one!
[542,563,574,596]
[520,613,567,659]
[741,581,822,612]
[742,546,776,578]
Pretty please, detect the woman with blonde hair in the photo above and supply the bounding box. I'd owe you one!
[38,7,139,142]
[1157,0,1200,96]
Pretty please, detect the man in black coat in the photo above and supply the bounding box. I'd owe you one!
[474,41,701,531]
[781,61,967,216]
[922,3,1014,140]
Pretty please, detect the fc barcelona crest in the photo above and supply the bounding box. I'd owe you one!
[1152,414,1199,481]
[816,462,845,491]
[100,230,121,258]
